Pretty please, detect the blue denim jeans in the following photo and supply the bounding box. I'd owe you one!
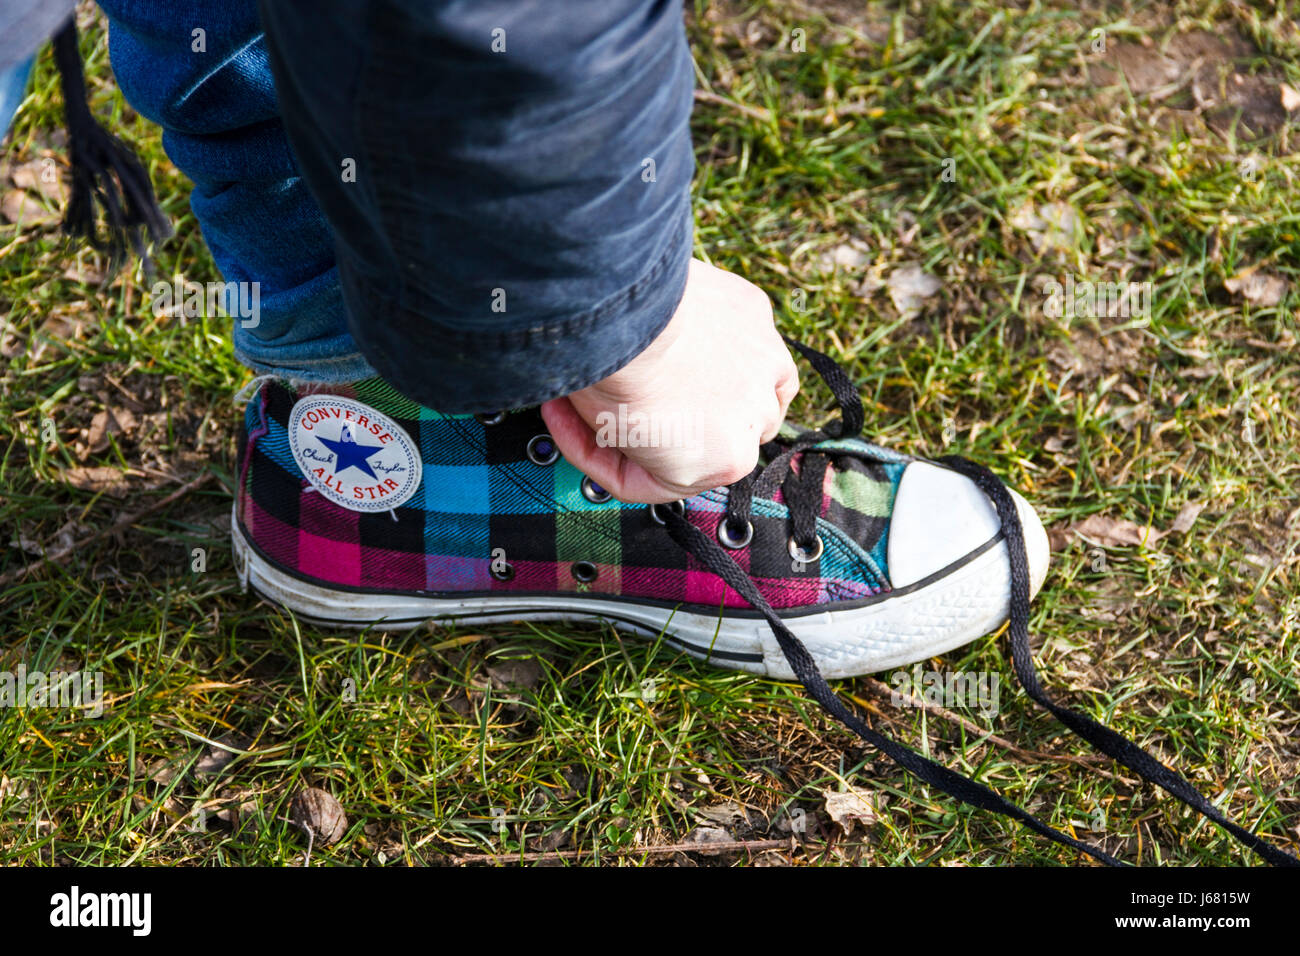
[98,0,378,384]
[90,0,694,412]
[0,58,33,135]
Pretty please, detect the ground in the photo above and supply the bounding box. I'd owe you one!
[0,0,1297,866]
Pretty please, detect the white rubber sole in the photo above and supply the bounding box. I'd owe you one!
[233,514,1039,680]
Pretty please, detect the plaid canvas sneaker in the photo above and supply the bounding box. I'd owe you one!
[231,348,1049,681]
[230,339,1298,866]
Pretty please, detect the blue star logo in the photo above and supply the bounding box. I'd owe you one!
[316,424,383,480]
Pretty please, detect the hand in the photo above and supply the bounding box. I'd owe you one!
[541,259,799,504]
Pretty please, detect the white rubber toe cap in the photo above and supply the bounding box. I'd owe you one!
[887,460,1049,597]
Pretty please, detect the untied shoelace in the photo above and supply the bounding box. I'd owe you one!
[662,337,1298,867]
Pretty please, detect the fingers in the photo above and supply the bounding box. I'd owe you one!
[540,397,685,504]
[539,263,802,503]
[539,396,621,489]
[758,387,785,445]
[717,428,764,485]
[759,341,799,444]
[774,344,800,418]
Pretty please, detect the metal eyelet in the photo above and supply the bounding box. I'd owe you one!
[787,534,824,563]
[580,476,612,504]
[475,411,507,426]
[648,500,686,525]
[716,517,754,550]
[571,561,599,583]
[490,562,515,582]
[526,434,561,466]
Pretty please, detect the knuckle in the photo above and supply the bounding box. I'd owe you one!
[722,441,761,483]
[777,373,799,402]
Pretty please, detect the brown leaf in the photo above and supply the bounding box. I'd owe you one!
[684,826,734,856]
[83,408,137,457]
[1046,526,1072,552]
[1224,271,1287,307]
[484,657,542,692]
[1169,501,1207,535]
[290,787,348,846]
[1043,436,1069,453]
[816,239,871,272]
[114,407,138,433]
[823,787,879,835]
[85,411,114,456]
[696,801,749,828]
[886,262,942,318]
[59,465,132,497]
[2,189,59,228]
[1069,514,1165,548]
[9,158,67,203]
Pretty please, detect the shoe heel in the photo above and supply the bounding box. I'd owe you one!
[231,503,250,592]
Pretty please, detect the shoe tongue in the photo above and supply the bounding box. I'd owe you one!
[351,378,428,419]
[816,453,907,574]
[828,454,906,509]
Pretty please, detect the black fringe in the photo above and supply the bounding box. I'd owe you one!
[50,16,170,273]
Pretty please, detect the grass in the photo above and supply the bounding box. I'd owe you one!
[0,0,1297,866]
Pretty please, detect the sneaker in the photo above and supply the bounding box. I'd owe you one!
[231,343,1048,680]
[229,340,1297,866]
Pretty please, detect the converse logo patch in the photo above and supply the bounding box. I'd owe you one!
[288,395,422,512]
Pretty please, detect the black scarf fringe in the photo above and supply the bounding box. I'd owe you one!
[50,16,170,273]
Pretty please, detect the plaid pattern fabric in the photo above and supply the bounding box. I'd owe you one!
[236,379,911,611]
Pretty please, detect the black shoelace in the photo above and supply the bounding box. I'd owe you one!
[663,338,1297,867]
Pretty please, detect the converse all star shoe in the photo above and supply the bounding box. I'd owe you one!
[229,341,1299,866]
[231,344,1049,681]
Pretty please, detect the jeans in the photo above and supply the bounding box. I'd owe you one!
[98,0,378,384]
[0,58,33,136]
[96,0,694,412]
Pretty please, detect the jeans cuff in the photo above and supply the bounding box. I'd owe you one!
[342,203,693,414]
[232,345,379,385]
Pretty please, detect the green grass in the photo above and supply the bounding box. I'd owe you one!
[1,0,1297,865]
